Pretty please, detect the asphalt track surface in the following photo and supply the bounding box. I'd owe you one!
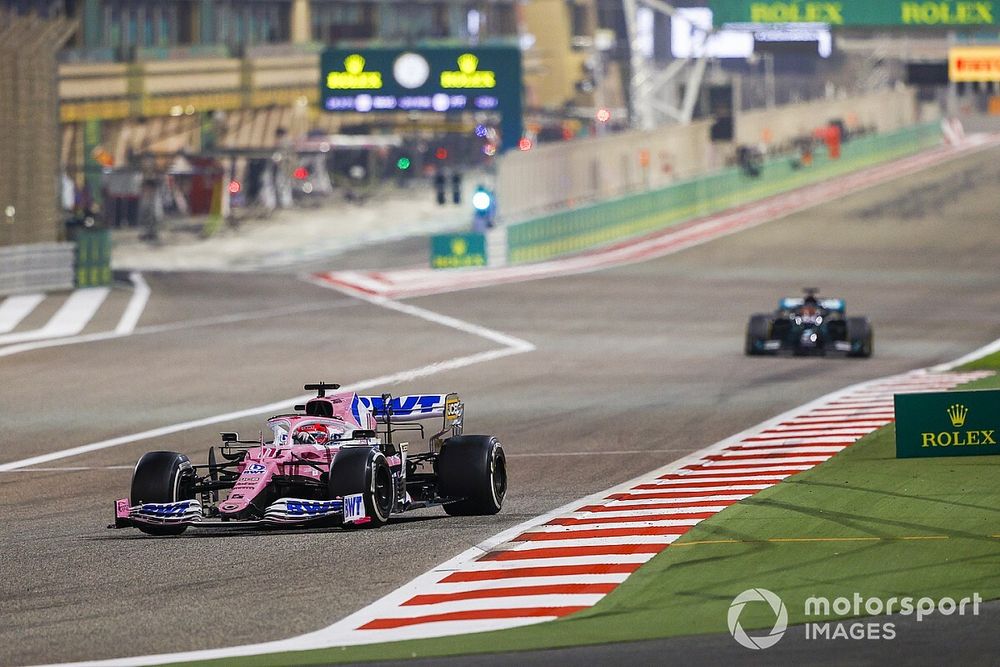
[2,146,1000,666]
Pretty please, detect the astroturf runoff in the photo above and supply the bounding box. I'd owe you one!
[197,364,1000,666]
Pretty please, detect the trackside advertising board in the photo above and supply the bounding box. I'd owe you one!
[895,389,1000,458]
[710,1,1000,26]
[431,233,487,269]
[950,46,1000,81]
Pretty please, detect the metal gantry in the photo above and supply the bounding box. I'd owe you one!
[621,0,712,130]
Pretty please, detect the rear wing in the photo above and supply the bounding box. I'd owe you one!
[357,393,463,426]
[779,297,844,312]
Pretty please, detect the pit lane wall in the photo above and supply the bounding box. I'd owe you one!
[502,121,941,265]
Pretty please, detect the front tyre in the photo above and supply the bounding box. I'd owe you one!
[130,451,194,536]
[745,314,771,356]
[847,317,874,358]
[437,436,507,516]
[329,448,393,527]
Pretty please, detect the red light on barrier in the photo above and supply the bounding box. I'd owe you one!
[228,180,241,194]
[293,167,308,180]
[518,137,533,151]
[596,108,611,123]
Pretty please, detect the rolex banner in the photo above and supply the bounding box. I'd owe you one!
[895,389,1000,458]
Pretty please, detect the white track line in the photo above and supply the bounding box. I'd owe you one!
[114,272,150,334]
[0,288,108,345]
[0,292,44,333]
[0,300,358,359]
[1,296,534,473]
[0,273,151,357]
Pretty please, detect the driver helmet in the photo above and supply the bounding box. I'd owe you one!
[293,423,329,445]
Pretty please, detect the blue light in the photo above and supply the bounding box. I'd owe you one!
[472,190,492,212]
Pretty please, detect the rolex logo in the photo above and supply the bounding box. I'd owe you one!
[344,54,365,74]
[457,53,479,74]
[947,404,968,428]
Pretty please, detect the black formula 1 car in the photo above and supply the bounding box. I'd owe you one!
[745,289,873,357]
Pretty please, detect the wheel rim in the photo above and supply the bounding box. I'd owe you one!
[372,463,393,519]
[491,448,507,507]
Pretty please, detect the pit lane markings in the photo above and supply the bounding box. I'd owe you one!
[0,286,109,345]
[0,292,360,360]
[317,134,1000,301]
[0,272,149,357]
[0,292,45,332]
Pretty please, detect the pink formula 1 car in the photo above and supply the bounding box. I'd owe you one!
[112,383,507,535]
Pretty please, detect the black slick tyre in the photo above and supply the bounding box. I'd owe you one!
[130,451,194,536]
[847,317,874,358]
[437,435,506,516]
[745,314,771,356]
[329,448,393,527]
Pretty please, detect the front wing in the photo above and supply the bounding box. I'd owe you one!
[111,495,369,530]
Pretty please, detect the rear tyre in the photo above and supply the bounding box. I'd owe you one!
[437,435,506,516]
[847,317,874,358]
[329,448,393,527]
[745,314,771,356]
[130,451,194,536]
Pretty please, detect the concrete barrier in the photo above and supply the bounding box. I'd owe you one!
[496,121,716,223]
[734,89,919,149]
[0,243,76,296]
[504,123,941,265]
[496,90,923,226]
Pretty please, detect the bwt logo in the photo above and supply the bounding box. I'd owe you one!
[285,500,337,516]
[344,493,365,522]
[359,395,443,415]
[243,463,267,475]
[140,502,192,517]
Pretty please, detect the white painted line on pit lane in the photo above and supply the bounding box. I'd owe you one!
[0,292,45,333]
[0,296,358,359]
[0,287,109,345]
[0,296,535,472]
[0,274,152,357]
[114,272,150,334]
[302,279,536,353]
